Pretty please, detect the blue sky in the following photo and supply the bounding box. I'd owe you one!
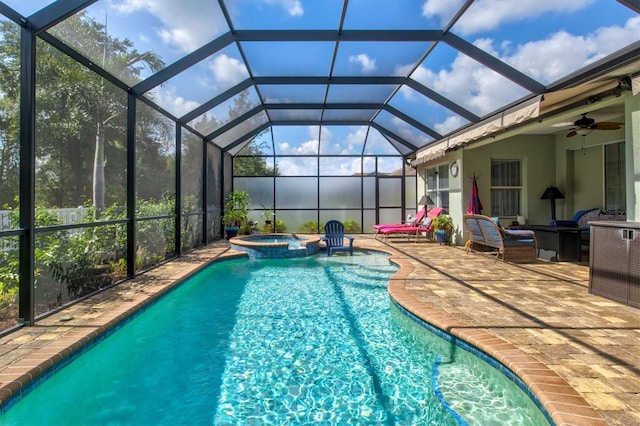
[5,0,639,175]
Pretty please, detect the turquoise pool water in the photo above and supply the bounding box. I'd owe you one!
[1,251,549,425]
[230,233,320,258]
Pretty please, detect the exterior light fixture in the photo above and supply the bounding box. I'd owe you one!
[575,127,593,136]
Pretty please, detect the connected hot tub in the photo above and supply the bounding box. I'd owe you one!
[229,233,321,258]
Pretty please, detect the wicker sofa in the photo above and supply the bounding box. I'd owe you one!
[464,215,538,263]
[550,208,627,253]
[550,208,626,229]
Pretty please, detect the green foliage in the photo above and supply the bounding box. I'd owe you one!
[343,220,360,233]
[137,195,176,266]
[233,155,276,177]
[0,196,176,321]
[223,191,250,227]
[230,94,280,177]
[432,215,454,233]
[260,204,274,222]
[274,219,287,233]
[0,240,18,316]
[239,222,253,235]
[298,221,322,233]
[260,222,276,233]
[0,16,173,210]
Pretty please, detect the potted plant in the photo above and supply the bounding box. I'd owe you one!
[260,203,275,233]
[239,222,254,235]
[432,214,454,245]
[223,190,250,239]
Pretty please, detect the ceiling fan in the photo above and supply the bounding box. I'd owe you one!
[566,113,622,137]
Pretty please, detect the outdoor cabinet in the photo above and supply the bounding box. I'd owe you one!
[589,221,640,308]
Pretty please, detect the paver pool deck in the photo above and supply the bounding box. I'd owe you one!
[0,236,638,425]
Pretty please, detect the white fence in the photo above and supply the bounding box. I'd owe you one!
[1,207,89,231]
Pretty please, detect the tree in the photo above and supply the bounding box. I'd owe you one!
[0,14,172,210]
[0,21,21,208]
[234,141,279,176]
[226,90,279,176]
[51,12,165,210]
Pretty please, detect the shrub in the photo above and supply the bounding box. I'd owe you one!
[298,221,322,233]
[343,220,360,233]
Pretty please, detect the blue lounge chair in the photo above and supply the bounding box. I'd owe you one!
[321,220,354,256]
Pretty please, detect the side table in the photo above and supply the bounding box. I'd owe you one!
[517,225,584,262]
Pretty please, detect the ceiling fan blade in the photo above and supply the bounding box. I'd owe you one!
[593,122,622,130]
[566,130,577,138]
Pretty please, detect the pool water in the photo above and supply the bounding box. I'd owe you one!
[1,252,549,425]
[230,233,320,258]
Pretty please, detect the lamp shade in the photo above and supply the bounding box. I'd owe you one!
[419,195,435,206]
[541,186,564,221]
[540,186,564,200]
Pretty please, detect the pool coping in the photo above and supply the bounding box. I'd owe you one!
[385,254,607,426]
[229,233,322,258]
[0,241,607,425]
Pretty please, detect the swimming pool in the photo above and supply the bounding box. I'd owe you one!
[0,252,550,425]
[230,233,321,258]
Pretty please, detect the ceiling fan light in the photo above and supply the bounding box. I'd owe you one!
[575,127,593,136]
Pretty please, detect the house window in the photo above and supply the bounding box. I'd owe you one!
[426,164,449,210]
[604,142,625,211]
[491,159,521,217]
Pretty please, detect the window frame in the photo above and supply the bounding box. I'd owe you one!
[425,163,450,211]
[490,158,523,218]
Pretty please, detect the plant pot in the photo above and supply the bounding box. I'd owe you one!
[225,226,239,239]
[435,229,450,245]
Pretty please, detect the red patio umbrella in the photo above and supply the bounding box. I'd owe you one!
[467,174,483,215]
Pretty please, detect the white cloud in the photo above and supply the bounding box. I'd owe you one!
[207,54,249,88]
[505,16,640,83]
[397,83,417,101]
[278,139,318,155]
[345,127,367,152]
[319,127,365,156]
[412,39,525,117]
[411,15,639,133]
[434,115,466,135]
[334,157,362,175]
[151,86,201,118]
[273,155,316,175]
[423,0,593,35]
[319,126,332,143]
[349,54,377,74]
[264,0,303,16]
[113,0,227,53]
[364,129,399,155]
[421,0,465,25]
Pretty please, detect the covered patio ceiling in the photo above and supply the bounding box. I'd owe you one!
[3,0,639,158]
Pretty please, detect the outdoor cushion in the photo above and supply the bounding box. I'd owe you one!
[464,214,537,263]
[373,206,427,231]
